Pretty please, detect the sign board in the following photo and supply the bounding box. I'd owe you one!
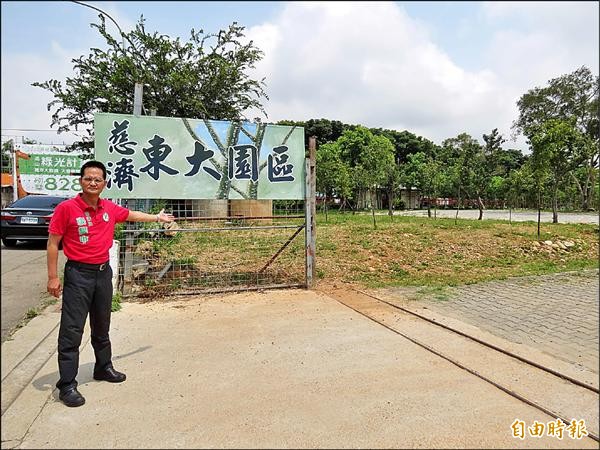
[94,113,305,199]
[15,144,87,196]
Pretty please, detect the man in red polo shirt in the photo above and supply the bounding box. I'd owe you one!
[47,160,175,407]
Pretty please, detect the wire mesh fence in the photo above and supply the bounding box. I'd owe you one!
[114,199,307,299]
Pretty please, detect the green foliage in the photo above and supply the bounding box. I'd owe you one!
[152,232,182,253]
[111,292,122,312]
[173,256,197,265]
[290,67,598,215]
[277,118,350,149]
[1,140,12,171]
[346,128,396,190]
[394,199,406,210]
[513,66,599,211]
[316,142,352,202]
[414,286,450,302]
[24,308,39,320]
[32,15,268,150]
[530,119,588,222]
[401,151,443,208]
[114,223,125,241]
[440,132,490,215]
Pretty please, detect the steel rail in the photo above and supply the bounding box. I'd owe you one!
[331,294,599,443]
[354,288,599,394]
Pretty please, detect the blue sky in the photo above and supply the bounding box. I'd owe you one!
[2,1,599,151]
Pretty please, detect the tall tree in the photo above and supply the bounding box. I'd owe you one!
[315,142,351,220]
[402,151,441,218]
[277,118,351,151]
[33,15,268,151]
[482,128,505,175]
[354,136,396,228]
[442,133,488,220]
[372,128,435,165]
[530,119,586,223]
[337,127,395,227]
[512,66,599,210]
[382,163,401,218]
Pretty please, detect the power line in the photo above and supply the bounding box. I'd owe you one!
[1,128,84,132]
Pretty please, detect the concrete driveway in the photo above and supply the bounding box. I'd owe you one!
[390,209,599,224]
[2,289,597,449]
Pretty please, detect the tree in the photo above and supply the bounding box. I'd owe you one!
[33,15,268,151]
[442,133,488,220]
[530,119,586,223]
[337,127,395,227]
[512,66,599,210]
[482,128,523,208]
[505,166,534,222]
[372,128,435,165]
[337,126,376,168]
[402,151,441,218]
[1,140,13,172]
[382,163,401,218]
[482,128,505,175]
[316,142,351,221]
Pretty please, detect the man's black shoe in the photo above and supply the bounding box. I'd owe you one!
[59,388,85,407]
[93,367,126,383]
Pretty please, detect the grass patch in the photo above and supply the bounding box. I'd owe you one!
[123,209,598,294]
[414,286,451,302]
[12,296,59,334]
[315,211,598,288]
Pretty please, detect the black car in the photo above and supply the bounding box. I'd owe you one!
[1,195,70,247]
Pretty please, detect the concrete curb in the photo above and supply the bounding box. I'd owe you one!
[1,303,94,448]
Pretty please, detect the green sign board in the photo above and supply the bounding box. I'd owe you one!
[94,113,306,199]
[18,150,85,195]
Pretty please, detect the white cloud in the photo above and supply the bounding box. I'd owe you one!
[1,2,133,146]
[245,1,598,151]
[2,1,597,154]
[0,46,88,145]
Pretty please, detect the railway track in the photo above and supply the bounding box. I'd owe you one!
[321,285,599,443]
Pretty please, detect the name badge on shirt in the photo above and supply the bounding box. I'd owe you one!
[103,212,109,222]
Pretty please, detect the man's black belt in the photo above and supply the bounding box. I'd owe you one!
[67,260,110,271]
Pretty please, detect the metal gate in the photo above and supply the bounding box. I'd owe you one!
[114,141,316,299]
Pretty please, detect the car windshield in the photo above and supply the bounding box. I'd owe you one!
[7,196,70,209]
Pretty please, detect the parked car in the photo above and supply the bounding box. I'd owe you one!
[0,195,70,247]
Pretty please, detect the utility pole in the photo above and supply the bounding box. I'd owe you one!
[71,1,126,52]
[10,140,17,202]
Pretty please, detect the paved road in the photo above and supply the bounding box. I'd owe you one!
[0,242,65,343]
[391,209,599,224]
[379,269,600,373]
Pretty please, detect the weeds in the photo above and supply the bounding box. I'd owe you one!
[112,292,122,312]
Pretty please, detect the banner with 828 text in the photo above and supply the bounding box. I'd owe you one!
[16,144,88,196]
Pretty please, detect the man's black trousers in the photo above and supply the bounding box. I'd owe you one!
[56,261,113,391]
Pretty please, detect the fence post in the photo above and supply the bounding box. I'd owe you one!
[123,83,144,295]
[305,136,316,288]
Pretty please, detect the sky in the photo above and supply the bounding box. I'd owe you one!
[1,1,599,153]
